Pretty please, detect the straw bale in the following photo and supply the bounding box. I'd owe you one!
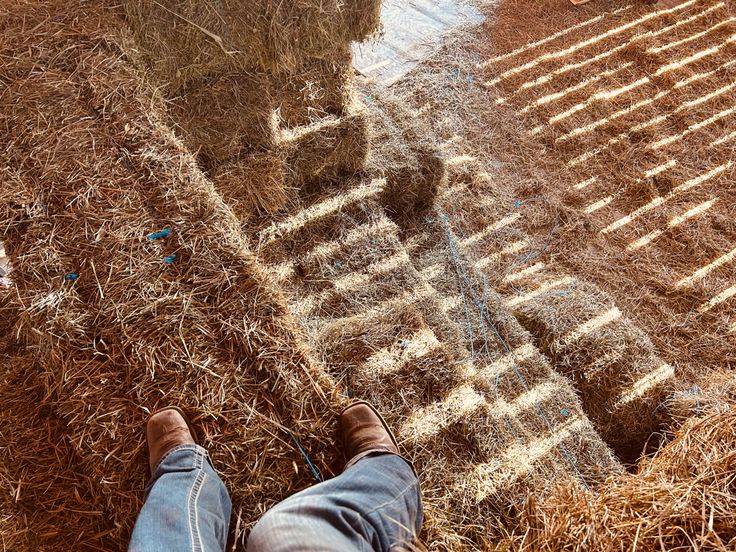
[273,47,354,128]
[516,403,736,551]
[121,0,378,91]
[0,3,341,547]
[278,112,370,187]
[213,153,291,221]
[512,277,674,463]
[362,84,447,221]
[167,72,275,168]
[659,369,736,428]
[341,0,383,42]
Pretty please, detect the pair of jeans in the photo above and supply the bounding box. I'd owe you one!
[129,446,423,552]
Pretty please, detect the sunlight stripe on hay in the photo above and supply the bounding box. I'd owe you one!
[584,195,615,214]
[615,363,674,408]
[515,3,725,93]
[699,283,736,314]
[260,179,384,244]
[601,162,730,234]
[503,262,546,283]
[563,307,622,344]
[332,250,409,291]
[649,16,736,53]
[471,417,588,501]
[447,154,477,166]
[496,381,560,419]
[650,105,736,150]
[302,217,395,264]
[712,130,736,146]
[573,176,598,190]
[676,246,736,289]
[473,343,538,380]
[506,276,576,307]
[419,262,444,282]
[645,160,678,178]
[486,0,697,85]
[560,60,736,141]
[462,213,522,247]
[402,384,486,440]
[474,240,528,269]
[627,198,717,251]
[361,328,442,376]
[480,5,633,66]
[520,63,634,114]
[730,322,736,333]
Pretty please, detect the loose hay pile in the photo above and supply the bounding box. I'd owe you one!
[514,392,736,551]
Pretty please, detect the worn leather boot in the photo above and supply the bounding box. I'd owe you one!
[339,400,406,471]
[146,407,196,472]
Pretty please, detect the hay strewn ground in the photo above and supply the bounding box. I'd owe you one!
[2,0,736,550]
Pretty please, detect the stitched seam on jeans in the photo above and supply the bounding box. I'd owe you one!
[188,470,207,552]
[346,481,420,546]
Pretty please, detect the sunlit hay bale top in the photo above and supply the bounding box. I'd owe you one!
[0,1,342,547]
[277,111,370,188]
[167,72,276,168]
[361,83,447,220]
[515,400,736,552]
[272,46,355,128]
[511,277,675,463]
[121,0,382,91]
[659,369,736,429]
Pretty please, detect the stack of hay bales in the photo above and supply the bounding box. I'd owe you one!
[511,277,675,463]
[122,0,381,223]
[0,2,345,548]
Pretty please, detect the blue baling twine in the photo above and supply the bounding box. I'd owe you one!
[441,213,591,491]
[148,229,172,240]
[288,431,323,482]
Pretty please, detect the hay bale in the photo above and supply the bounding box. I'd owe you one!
[341,0,383,42]
[362,84,447,220]
[272,47,354,128]
[0,3,341,547]
[121,0,379,91]
[167,72,275,168]
[278,112,370,186]
[213,153,291,220]
[511,277,674,463]
[516,405,736,551]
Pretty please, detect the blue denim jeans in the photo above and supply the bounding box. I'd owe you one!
[129,447,422,552]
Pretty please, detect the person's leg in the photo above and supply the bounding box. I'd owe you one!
[129,410,232,552]
[248,452,421,552]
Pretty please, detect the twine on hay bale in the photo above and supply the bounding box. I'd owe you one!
[0,2,344,547]
[512,277,674,463]
[121,0,381,91]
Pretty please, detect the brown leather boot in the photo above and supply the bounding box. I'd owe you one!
[339,400,405,471]
[146,407,196,472]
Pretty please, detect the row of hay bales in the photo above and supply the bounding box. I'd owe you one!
[121,0,383,223]
[0,2,352,548]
